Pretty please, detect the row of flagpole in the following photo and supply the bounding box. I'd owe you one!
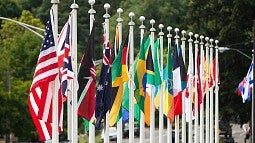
[84,1,220,143]
[39,1,221,143]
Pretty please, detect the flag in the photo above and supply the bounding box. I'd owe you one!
[196,50,203,111]
[172,46,184,116]
[58,13,74,99]
[164,43,174,122]
[153,40,163,109]
[179,47,187,91]
[28,10,61,141]
[77,26,96,122]
[95,42,112,129]
[208,55,215,89]
[57,12,74,131]
[238,62,253,103]
[134,37,150,112]
[122,80,141,123]
[184,42,194,122]
[114,26,119,57]
[109,34,129,126]
[144,45,156,126]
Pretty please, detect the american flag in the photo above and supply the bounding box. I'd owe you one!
[28,10,64,141]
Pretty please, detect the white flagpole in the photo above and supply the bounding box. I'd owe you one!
[149,19,156,143]
[158,23,164,143]
[167,26,173,143]
[51,0,59,142]
[214,40,219,143]
[139,16,146,143]
[174,28,180,143]
[188,32,194,143]
[205,37,210,143]
[88,1,96,142]
[199,35,205,143]
[71,2,79,143]
[194,34,199,143]
[128,12,135,143]
[103,3,110,143]
[116,8,123,143]
[209,39,214,143]
[181,30,187,143]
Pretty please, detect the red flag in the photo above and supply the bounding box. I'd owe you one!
[28,10,63,141]
[77,26,96,121]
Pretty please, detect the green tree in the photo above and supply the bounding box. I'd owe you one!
[0,10,44,141]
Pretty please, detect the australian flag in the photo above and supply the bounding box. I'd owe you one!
[95,42,112,129]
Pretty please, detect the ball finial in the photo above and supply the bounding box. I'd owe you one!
[104,3,110,10]
[215,40,219,46]
[129,12,135,18]
[174,28,179,33]
[117,8,123,14]
[167,26,172,31]
[150,19,155,25]
[181,30,186,35]
[200,35,204,40]
[205,37,209,41]
[159,24,164,29]
[188,32,193,37]
[88,0,95,5]
[139,16,145,22]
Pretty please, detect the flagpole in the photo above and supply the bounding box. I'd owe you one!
[205,37,210,143]
[166,26,173,143]
[174,28,180,143]
[139,16,146,143]
[88,1,96,143]
[158,23,164,143]
[181,30,187,143]
[116,8,123,143]
[128,12,135,143]
[209,39,214,143]
[199,35,205,143]
[214,40,219,143]
[194,34,199,143]
[149,19,156,143]
[71,2,79,143]
[51,0,59,142]
[103,3,110,143]
[188,32,194,143]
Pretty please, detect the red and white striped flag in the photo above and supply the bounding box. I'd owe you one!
[28,10,59,141]
[28,10,74,141]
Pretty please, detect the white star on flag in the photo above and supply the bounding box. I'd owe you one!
[97,84,103,91]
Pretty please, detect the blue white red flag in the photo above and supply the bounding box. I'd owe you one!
[238,62,253,103]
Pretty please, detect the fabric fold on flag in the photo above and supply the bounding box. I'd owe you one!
[77,26,96,122]
[109,34,129,126]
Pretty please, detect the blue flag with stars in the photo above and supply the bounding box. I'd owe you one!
[95,42,112,129]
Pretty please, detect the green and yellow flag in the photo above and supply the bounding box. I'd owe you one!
[109,34,129,126]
